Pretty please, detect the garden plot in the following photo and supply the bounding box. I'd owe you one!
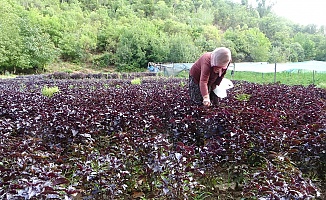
[0,75,325,199]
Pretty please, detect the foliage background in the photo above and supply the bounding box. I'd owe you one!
[1,0,326,73]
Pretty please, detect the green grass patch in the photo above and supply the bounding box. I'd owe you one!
[225,71,326,87]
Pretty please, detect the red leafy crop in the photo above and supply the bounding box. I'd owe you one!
[0,76,324,199]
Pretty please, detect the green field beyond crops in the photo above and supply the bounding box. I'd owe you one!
[176,70,326,88]
[225,71,326,88]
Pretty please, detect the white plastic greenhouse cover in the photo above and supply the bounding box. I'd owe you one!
[160,61,326,75]
[229,61,326,73]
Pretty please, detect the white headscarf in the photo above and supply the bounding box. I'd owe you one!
[211,47,232,67]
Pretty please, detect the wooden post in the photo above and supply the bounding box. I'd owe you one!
[274,63,277,83]
[313,70,315,85]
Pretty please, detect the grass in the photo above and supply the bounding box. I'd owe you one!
[225,71,326,88]
[0,74,16,79]
[176,70,326,88]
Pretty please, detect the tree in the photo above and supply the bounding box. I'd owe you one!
[293,33,316,61]
[303,24,318,34]
[0,0,58,73]
[287,42,304,62]
[311,34,326,61]
[20,17,59,72]
[269,46,286,63]
[0,1,21,72]
[256,0,275,18]
[115,19,170,71]
[241,0,248,6]
[259,14,289,40]
[168,33,200,63]
[243,28,271,61]
[224,27,271,62]
[153,1,172,20]
[224,28,250,61]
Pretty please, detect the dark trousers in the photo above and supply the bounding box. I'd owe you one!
[188,75,218,105]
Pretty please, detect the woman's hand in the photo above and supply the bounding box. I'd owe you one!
[203,95,211,106]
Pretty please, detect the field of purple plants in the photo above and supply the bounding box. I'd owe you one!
[0,73,325,199]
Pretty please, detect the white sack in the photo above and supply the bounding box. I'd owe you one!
[213,78,234,98]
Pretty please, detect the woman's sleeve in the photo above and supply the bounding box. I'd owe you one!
[199,63,211,97]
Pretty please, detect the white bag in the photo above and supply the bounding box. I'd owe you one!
[213,78,234,98]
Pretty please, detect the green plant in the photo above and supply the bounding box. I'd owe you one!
[235,93,251,101]
[41,86,60,98]
[131,78,142,85]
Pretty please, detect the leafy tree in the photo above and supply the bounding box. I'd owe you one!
[5,0,326,73]
[168,33,200,63]
[259,14,289,40]
[78,0,109,11]
[312,34,326,61]
[243,27,271,61]
[287,42,305,62]
[115,19,169,71]
[153,1,173,20]
[318,25,325,35]
[224,27,271,62]
[241,0,248,6]
[0,1,25,73]
[256,0,275,18]
[268,46,286,63]
[147,32,170,63]
[0,0,58,73]
[193,0,203,13]
[96,20,121,65]
[56,3,100,62]
[195,25,222,51]
[162,19,190,36]
[224,28,249,61]
[293,33,316,61]
[303,24,318,34]
[134,0,155,17]
[19,17,59,72]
